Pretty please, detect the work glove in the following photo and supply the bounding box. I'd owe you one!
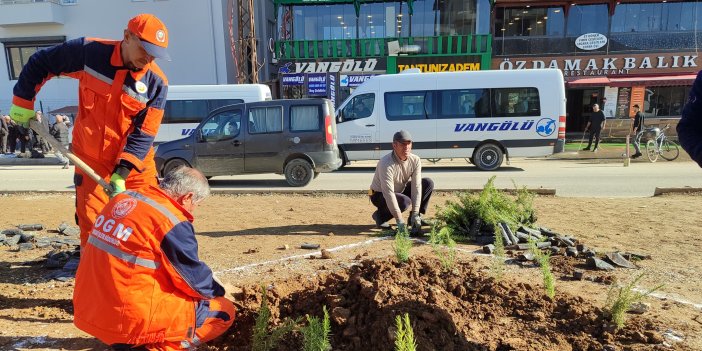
[109,173,126,198]
[9,104,34,128]
[409,211,422,237]
[396,220,407,234]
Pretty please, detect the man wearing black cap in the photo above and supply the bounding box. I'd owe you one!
[630,104,644,159]
[369,130,434,235]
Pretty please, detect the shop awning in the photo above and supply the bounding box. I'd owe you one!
[608,74,697,87]
[566,77,611,87]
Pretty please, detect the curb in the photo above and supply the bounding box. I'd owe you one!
[0,188,558,196]
[653,187,702,196]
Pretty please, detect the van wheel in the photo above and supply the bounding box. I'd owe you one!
[163,159,190,177]
[284,159,314,187]
[473,144,503,171]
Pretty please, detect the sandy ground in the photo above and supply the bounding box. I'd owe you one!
[0,192,701,350]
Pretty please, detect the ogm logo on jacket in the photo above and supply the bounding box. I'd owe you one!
[93,214,134,244]
[112,198,137,219]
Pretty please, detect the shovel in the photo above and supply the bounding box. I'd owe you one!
[29,119,114,194]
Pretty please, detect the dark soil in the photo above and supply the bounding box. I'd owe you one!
[207,256,671,351]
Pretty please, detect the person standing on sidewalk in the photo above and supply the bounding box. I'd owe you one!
[8,14,170,247]
[51,115,70,169]
[583,103,606,152]
[0,115,8,154]
[630,104,645,159]
[679,70,702,168]
[368,130,434,236]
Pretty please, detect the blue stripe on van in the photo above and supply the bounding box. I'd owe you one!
[340,139,553,151]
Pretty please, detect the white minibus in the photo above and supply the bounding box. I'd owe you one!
[155,84,272,143]
[335,69,566,170]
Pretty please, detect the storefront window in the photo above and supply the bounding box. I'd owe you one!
[566,4,608,37]
[358,2,410,38]
[495,6,565,37]
[644,86,691,117]
[612,2,702,32]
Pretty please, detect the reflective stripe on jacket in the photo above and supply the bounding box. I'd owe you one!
[12,37,168,172]
[73,185,224,345]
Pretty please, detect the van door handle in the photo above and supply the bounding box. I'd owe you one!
[365,124,375,127]
[232,140,241,146]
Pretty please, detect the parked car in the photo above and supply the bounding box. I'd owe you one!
[155,98,342,187]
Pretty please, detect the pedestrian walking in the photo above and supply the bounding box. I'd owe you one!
[583,103,606,152]
[630,104,644,159]
[0,115,8,154]
[51,115,70,168]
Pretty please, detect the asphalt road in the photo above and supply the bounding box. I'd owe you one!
[0,158,700,197]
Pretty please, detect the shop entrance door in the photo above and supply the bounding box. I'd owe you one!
[567,88,603,132]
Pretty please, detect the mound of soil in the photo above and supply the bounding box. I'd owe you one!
[208,256,668,351]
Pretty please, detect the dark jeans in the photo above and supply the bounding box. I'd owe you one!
[370,178,434,223]
[0,133,6,153]
[586,128,602,149]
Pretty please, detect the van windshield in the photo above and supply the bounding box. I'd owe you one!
[200,110,242,142]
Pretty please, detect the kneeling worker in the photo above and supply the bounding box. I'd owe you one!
[369,130,434,235]
[73,166,235,350]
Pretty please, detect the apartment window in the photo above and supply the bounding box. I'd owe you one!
[2,37,65,80]
[566,4,608,37]
[495,6,565,37]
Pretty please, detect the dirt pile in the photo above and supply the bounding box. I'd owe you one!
[209,256,669,351]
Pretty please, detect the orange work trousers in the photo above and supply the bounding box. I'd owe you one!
[111,297,236,351]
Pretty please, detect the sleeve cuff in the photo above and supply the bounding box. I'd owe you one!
[12,96,34,110]
[118,152,145,173]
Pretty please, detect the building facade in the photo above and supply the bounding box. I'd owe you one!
[492,0,701,135]
[273,0,493,107]
[0,0,276,114]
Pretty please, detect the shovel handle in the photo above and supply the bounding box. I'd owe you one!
[29,119,114,194]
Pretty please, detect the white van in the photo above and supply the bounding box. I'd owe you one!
[155,84,272,143]
[335,69,566,170]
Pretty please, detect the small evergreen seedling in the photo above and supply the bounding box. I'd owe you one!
[489,224,506,280]
[394,313,417,351]
[528,237,555,298]
[301,306,332,351]
[252,285,298,351]
[429,225,457,271]
[393,226,413,263]
[605,273,663,329]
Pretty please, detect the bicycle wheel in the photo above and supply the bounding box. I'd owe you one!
[659,140,680,161]
[645,140,659,162]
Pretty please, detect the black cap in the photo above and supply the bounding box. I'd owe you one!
[393,130,412,142]
[633,104,640,108]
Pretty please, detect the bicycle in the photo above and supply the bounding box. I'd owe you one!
[643,124,680,162]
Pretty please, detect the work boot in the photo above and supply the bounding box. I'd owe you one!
[632,152,642,159]
[582,147,590,151]
[372,211,390,229]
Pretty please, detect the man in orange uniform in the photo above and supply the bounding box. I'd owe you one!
[9,14,170,247]
[73,166,235,350]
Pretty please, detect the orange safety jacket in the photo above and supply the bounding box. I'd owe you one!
[12,37,168,175]
[73,185,224,345]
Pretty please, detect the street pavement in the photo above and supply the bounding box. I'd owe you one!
[0,156,700,197]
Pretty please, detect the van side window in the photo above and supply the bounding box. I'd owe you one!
[201,110,242,142]
[164,100,209,123]
[248,106,283,134]
[209,99,244,111]
[385,91,428,120]
[438,89,490,119]
[492,88,540,117]
[340,93,375,122]
[290,105,321,131]
[165,99,244,124]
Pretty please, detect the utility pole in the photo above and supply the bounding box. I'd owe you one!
[236,0,259,83]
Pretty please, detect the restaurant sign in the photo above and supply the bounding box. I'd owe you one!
[493,52,699,77]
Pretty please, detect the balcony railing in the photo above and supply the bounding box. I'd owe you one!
[0,0,66,26]
[275,35,491,60]
[494,31,702,56]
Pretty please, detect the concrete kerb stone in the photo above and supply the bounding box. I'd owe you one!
[0,188,557,196]
[653,187,702,196]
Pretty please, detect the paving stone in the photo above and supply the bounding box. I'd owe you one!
[565,247,579,257]
[17,224,44,231]
[605,252,636,269]
[587,257,615,271]
[19,232,35,243]
[0,233,5,243]
[61,226,80,236]
[17,242,35,251]
[1,228,23,236]
[4,234,21,246]
[573,270,585,280]
[482,244,495,254]
[35,239,52,249]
